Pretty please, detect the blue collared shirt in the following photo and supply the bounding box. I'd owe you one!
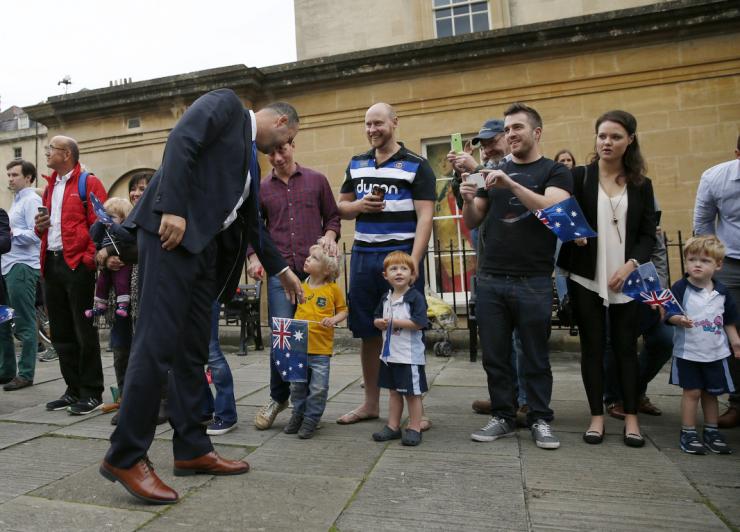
[3,187,42,275]
[693,158,740,259]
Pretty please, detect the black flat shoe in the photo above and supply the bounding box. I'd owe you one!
[583,429,604,444]
[623,428,645,448]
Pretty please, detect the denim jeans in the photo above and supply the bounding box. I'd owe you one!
[603,304,673,404]
[268,275,297,404]
[203,301,237,424]
[477,274,554,425]
[290,355,331,422]
[511,330,527,407]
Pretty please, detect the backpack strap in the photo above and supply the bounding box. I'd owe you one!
[78,171,89,208]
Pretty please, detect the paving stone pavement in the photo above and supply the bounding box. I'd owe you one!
[0,330,738,531]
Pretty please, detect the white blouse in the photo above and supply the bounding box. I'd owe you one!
[571,184,632,306]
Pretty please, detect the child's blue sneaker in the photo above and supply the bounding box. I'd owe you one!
[703,430,733,454]
[680,430,706,455]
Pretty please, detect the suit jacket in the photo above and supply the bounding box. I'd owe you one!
[127,89,287,301]
[0,209,10,305]
[557,161,656,280]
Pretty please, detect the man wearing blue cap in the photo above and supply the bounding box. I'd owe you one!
[448,119,508,175]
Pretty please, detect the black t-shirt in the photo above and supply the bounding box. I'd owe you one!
[475,157,573,276]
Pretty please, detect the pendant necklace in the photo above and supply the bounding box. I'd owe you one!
[602,182,627,243]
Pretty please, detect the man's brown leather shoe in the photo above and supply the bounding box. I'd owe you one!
[472,399,492,415]
[718,406,740,429]
[606,402,626,420]
[173,451,249,477]
[638,395,662,416]
[100,458,178,505]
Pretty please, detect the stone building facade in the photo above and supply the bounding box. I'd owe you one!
[15,0,740,288]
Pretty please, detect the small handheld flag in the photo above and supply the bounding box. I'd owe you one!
[0,306,15,324]
[272,317,309,382]
[622,261,685,315]
[89,192,113,225]
[534,197,597,242]
[381,290,393,363]
[89,192,120,255]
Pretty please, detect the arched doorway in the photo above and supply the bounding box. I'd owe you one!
[109,168,156,201]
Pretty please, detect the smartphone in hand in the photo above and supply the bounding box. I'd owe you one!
[38,206,49,216]
[372,185,385,200]
[465,173,486,189]
[450,133,463,154]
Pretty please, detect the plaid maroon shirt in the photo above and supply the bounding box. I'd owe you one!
[247,163,341,273]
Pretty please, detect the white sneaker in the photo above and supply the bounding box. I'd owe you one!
[254,398,289,430]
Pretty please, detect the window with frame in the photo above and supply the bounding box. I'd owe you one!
[13,147,22,159]
[433,0,490,38]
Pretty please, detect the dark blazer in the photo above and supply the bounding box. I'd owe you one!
[557,162,656,280]
[127,88,287,301]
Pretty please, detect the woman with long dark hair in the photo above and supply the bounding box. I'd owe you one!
[557,110,656,447]
[554,149,576,170]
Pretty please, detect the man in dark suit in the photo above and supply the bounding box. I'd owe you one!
[100,89,304,505]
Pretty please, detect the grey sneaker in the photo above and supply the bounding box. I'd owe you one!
[254,398,289,430]
[298,418,318,439]
[531,419,560,449]
[284,413,304,434]
[471,416,515,442]
[38,347,58,362]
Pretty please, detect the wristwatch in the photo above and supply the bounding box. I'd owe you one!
[628,258,639,268]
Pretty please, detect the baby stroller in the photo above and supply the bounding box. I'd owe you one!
[425,287,457,357]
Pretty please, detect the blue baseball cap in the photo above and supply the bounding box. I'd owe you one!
[472,119,505,145]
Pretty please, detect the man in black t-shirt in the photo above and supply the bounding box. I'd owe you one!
[460,103,572,450]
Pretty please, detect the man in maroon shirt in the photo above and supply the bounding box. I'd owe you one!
[247,140,341,430]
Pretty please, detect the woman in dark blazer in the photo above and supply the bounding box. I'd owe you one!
[557,110,656,447]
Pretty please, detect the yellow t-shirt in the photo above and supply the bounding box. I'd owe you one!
[294,281,347,355]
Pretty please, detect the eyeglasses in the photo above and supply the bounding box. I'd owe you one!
[44,145,67,153]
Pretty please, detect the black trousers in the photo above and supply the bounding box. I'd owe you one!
[106,229,217,469]
[44,251,102,400]
[568,279,640,415]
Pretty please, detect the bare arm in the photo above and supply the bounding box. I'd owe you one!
[411,200,434,266]
[725,323,740,358]
[482,169,570,211]
[459,180,489,229]
[337,192,383,220]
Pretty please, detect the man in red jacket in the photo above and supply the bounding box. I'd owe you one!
[34,136,107,415]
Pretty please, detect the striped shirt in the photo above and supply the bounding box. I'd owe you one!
[341,143,436,252]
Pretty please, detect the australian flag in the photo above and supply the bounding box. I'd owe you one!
[0,305,15,325]
[89,192,113,225]
[534,197,597,242]
[272,317,309,382]
[622,261,685,315]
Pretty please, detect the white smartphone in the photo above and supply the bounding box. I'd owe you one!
[465,172,486,189]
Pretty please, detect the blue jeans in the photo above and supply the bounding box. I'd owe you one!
[477,274,554,425]
[268,275,297,403]
[203,301,237,424]
[603,304,673,403]
[290,355,331,422]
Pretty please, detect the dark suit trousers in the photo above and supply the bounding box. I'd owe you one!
[44,251,103,400]
[106,229,217,469]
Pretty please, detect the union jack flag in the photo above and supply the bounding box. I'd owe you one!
[623,262,685,315]
[271,317,309,382]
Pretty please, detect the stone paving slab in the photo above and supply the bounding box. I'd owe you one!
[31,441,245,513]
[0,436,108,504]
[522,431,699,500]
[139,471,358,532]
[50,410,171,441]
[0,495,155,532]
[248,432,384,479]
[693,484,740,530]
[0,421,55,450]
[336,448,528,531]
[527,494,728,531]
[0,403,105,426]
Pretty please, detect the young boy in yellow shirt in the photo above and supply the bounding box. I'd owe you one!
[284,244,348,439]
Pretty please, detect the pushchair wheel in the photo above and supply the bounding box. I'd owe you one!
[434,341,452,357]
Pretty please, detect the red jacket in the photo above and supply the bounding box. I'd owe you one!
[37,163,108,274]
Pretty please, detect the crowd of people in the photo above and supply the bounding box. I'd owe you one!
[0,89,738,505]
